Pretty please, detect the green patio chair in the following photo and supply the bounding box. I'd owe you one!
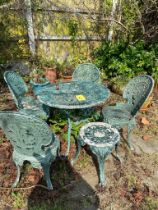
[102,75,154,149]
[4,71,49,119]
[72,63,101,121]
[72,63,101,83]
[0,111,60,189]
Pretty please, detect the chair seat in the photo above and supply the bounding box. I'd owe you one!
[21,96,49,119]
[79,122,120,147]
[21,96,39,109]
[19,108,48,119]
[102,106,133,128]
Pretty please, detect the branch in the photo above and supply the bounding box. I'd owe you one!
[0,2,15,9]
[100,18,128,31]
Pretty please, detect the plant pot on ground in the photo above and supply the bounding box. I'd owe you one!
[44,67,57,84]
[109,76,130,95]
[60,67,73,81]
[41,59,60,83]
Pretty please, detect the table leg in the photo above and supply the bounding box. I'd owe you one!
[65,115,72,156]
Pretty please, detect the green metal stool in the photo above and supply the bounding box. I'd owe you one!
[71,122,120,186]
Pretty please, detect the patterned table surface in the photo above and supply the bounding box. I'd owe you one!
[37,81,110,109]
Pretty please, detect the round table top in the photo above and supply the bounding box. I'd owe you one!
[79,122,120,148]
[37,80,110,109]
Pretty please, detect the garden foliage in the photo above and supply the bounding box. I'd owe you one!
[93,41,158,80]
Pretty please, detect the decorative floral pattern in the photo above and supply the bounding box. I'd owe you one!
[72,122,120,186]
[4,71,28,108]
[37,80,110,109]
[102,75,154,148]
[4,71,48,119]
[123,75,154,116]
[79,122,120,147]
[72,63,101,83]
[0,111,60,189]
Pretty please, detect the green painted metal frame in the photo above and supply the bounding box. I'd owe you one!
[72,63,102,124]
[0,111,60,189]
[3,71,49,119]
[37,81,110,156]
[72,63,101,83]
[71,122,120,186]
[102,75,154,149]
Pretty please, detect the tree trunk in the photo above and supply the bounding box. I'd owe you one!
[24,0,36,56]
[108,0,119,41]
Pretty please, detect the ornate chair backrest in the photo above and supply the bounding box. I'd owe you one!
[0,112,53,156]
[72,63,100,83]
[123,75,154,116]
[4,71,28,108]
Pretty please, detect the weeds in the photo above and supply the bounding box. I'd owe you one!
[11,192,25,209]
[140,197,158,210]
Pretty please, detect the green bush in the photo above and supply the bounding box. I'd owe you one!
[93,41,158,80]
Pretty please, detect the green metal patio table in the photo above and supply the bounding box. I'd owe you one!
[36,80,110,155]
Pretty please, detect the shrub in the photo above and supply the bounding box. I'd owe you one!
[93,41,158,80]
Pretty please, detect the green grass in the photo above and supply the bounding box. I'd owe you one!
[0,137,3,144]
[77,151,92,170]
[11,192,25,209]
[140,197,158,210]
[2,95,8,103]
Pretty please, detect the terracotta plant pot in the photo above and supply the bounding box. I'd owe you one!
[109,81,127,96]
[61,75,72,81]
[44,67,57,84]
[109,77,129,96]
[60,67,73,81]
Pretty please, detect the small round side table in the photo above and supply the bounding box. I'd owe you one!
[71,122,120,186]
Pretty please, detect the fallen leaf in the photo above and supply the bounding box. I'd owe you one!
[142,135,152,141]
[119,188,127,197]
[28,174,40,183]
[141,117,150,125]
[133,191,144,205]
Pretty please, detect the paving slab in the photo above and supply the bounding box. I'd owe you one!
[132,134,158,155]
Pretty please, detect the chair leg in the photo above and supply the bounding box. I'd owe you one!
[112,143,122,164]
[96,154,107,186]
[42,163,53,190]
[127,122,135,150]
[57,146,61,157]
[71,140,82,166]
[12,163,21,188]
[65,116,72,156]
